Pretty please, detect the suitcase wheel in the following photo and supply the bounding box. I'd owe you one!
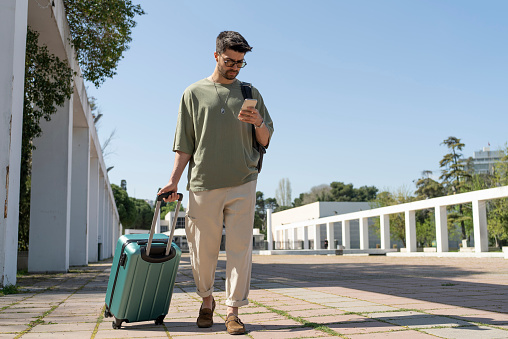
[112,318,123,329]
[104,309,112,318]
[155,315,165,325]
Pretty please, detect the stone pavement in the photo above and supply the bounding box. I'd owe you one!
[1,253,507,338]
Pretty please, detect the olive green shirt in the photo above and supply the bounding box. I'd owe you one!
[173,78,274,192]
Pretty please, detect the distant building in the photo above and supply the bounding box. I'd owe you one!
[469,147,504,175]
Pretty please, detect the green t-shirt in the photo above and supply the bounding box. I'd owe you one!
[173,78,274,192]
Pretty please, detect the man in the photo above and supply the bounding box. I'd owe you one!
[159,31,273,335]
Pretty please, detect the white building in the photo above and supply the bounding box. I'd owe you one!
[469,146,504,175]
[272,202,382,249]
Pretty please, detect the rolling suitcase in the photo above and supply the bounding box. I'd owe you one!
[104,192,183,329]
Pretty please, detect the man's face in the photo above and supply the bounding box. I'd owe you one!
[215,49,246,81]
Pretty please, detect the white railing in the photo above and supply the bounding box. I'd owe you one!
[270,186,508,253]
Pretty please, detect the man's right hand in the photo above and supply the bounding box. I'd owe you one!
[158,183,179,202]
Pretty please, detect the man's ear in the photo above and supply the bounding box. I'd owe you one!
[213,51,219,62]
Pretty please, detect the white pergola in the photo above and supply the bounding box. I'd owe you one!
[268,186,508,254]
[0,0,120,286]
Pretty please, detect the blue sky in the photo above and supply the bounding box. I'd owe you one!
[87,0,508,203]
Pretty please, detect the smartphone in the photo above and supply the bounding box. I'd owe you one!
[241,99,257,111]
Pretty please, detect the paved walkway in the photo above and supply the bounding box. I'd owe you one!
[1,254,507,338]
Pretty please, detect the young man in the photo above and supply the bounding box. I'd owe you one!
[159,31,273,335]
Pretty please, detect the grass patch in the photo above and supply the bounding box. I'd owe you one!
[441,283,456,287]
[0,284,20,296]
[16,270,28,277]
[251,300,345,337]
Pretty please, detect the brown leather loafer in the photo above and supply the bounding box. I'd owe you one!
[225,314,246,335]
[196,297,215,328]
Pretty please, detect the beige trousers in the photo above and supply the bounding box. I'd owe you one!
[185,180,257,307]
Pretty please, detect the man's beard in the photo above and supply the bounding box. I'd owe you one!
[218,65,239,80]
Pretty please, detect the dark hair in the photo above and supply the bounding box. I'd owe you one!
[216,31,252,55]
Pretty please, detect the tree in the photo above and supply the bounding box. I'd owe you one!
[275,178,292,207]
[132,199,153,230]
[63,0,145,87]
[488,145,508,247]
[111,184,137,228]
[160,201,185,220]
[294,184,332,206]
[415,170,444,200]
[254,192,279,232]
[18,28,74,251]
[439,136,472,239]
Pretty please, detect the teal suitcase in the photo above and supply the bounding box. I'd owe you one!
[104,192,183,329]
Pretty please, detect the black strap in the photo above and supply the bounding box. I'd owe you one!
[240,82,265,173]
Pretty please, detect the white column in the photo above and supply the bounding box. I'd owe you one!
[283,229,288,249]
[0,0,28,286]
[435,206,448,252]
[69,127,89,266]
[342,220,351,249]
[472,199,488,252]
[104,200,111,258]
[303,226,309,249]
[405,210,417,252]
[29,97,73,272]
[313,224,321,250]
[326,222,334,250]
[266,209,273,250]
[291,228,298,249]
[98,175,105,260]
[380,214,390,250]
[87,156,99,262]
[359,217,369,250]
[111,214,118,252]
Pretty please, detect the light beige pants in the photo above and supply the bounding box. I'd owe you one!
[185,180,256,307]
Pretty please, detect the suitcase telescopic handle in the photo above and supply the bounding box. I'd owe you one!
[146,191,183,256]
[157,192,183,202]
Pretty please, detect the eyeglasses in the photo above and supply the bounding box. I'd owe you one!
[221,55,247,68]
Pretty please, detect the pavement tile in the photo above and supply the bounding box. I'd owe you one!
[0,324,28,333]
[337,305,399,313]
[422,325,508,338]
[328,319,403,335]
[287,308,345,318]
[249,327,332,338]
[379,314,473,328]
[30,322,97,332]
[346,329,438,338]
[18,331,94,338]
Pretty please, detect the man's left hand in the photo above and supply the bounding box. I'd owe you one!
[238,107,263,127]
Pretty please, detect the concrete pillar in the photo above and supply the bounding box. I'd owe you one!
[104,199,110,258]
[313,224,320,250]
[359,217,369,250]
[283,229,288,249]
[266,209,273,250]
[29,97,73,272]
[405,210,417,252]
[472,199,488,252]
[326,222,334,250]
[98,175,105,260]
[69,127,89,266]
[342,220,350,249]
[380,214,390,250]
[0,0,28,286]
[87,156,99,262]
[435,206,448,252]
[291,228,298,249]
[303,227,309,249]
